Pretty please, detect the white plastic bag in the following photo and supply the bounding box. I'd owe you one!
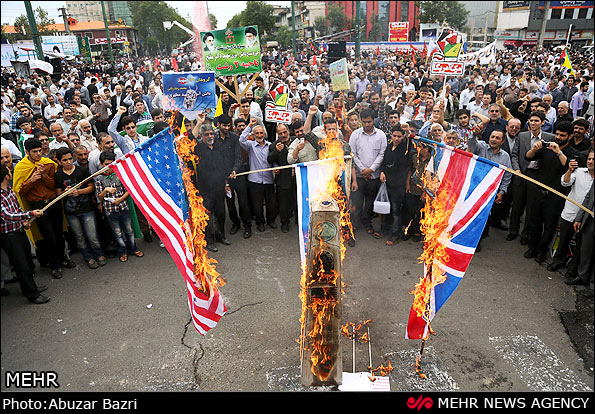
[373,182,391,214]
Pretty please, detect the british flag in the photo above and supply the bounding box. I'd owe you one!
[406,138,505,340]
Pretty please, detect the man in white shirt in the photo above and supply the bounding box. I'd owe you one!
[49,123,74,151]
[459,80,476,109]
[402,76,416,94]
[549,150,594,274]
[43,94,63,122]
[349,108,387,235]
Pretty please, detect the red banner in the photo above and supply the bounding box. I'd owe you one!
[389,22,409,42]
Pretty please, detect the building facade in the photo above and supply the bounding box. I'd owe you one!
[327,1,419,42]
[65,0,133,25]
[495,0,594,48]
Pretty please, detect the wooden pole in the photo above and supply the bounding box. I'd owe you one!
[215,78,239,102]
[28,164,112,223]
[238,73,259,101]
[234,155,352,177]
[414,137,594,217]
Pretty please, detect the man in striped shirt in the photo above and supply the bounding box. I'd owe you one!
[1,164,49,303]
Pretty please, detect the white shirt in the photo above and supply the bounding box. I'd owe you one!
[49,139,70,151]
[43,103,63,121]
[560,168,594,222]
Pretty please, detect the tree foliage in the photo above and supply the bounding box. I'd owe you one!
[128,1,193,54]
[418,1,469,31]
[3,7,56,42]
[226,1,275,39]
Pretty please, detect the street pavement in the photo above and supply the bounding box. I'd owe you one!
[1,218,593,392]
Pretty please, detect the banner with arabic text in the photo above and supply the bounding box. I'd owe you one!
[163,72,217,120]
[200,26,262,76]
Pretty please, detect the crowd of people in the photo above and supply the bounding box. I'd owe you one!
[1,42,594,305]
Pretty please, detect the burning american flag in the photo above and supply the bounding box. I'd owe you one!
[108,126,226,335]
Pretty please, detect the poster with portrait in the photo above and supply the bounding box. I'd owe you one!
[162,72,217,120]
[200,26,262,76]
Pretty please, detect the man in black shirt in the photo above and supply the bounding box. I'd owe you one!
[267,123,295,233]
[379,125,414,245]
[191,122,230,252]
[54,147,106,269]
[215,114,248,237]
[523,122,574,263]
[570,118,592,154]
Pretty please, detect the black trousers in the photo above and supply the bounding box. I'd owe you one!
[203,191,226,242]
[1,230,41,300]
[402,192,424,236]
[381,186,405,238]
[276,182,296,226]
[352,177,380,230]
[508,175,530,238]
[552,218,576,265]
[248,181,276,226]
[29,200,66,270]
[526,184,565,254]
[227,175,252,228]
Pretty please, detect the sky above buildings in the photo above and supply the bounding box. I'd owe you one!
[1,1,290,29]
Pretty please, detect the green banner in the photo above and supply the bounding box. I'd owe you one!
[77,37,91,59]
[200,26,262,76]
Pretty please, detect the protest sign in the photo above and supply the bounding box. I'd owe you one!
[329,58,350,91]
[430,61,465,76]
[268,82,290,109]
[458,41,496,66]
[200,26,262,76]
[430,27,465,76]
[389,22,409,42]
[265,102,292,124]
[162,72,217,120]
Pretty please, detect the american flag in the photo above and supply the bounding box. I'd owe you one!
[109,128,226,335]
[406,138,505,340]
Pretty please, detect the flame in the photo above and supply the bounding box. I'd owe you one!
[316,128,354,260]
[298,127,355,382]
[409,142,454,338]
[369,360,393,377]
[171,112,225,296]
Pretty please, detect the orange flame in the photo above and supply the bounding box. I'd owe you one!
[298,126,355,381]
[171,113,225,296]
[369,360,393,377]
[409,144,454,337]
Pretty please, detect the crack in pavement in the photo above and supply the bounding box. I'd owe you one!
[181,318,205,390]
[180,302,263,390]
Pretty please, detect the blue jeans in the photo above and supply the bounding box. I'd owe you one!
[105,210,137,255]
[66,211,105,262]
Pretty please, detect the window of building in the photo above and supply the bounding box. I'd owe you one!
[401,1,409,22]
[578,7,588,19]
[563,8,575,19]
[84,32,93,38]
[550,8,562,19]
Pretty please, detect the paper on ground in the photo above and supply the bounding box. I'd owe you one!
[338,372,390,391]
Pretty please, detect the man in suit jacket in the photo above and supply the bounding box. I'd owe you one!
[521,112,567,263]
[508,112,555,243]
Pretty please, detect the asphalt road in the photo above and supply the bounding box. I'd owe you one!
[1,219,593,392]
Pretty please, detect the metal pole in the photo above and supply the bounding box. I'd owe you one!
[291,1,297,56]
[24,1,44,61]
[565,24,573,48]
[101,0,115,66]
[59,7,71,34]
[537,1,550,49]
[355,0,360,60]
